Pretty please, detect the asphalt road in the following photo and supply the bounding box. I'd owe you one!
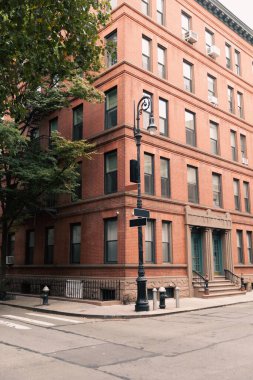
[1,303,253,379]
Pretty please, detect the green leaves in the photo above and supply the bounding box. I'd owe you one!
[0,0,110,122]
[0,122,95,227]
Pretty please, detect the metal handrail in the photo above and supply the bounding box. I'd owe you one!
[224,269,243,288]
[192,270,209,294]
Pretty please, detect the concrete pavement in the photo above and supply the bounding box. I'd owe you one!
[1,291,253,318]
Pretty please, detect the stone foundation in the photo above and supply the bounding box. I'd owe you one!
[120,276,189,302]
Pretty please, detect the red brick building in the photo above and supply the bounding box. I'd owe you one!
[7,0,253,300]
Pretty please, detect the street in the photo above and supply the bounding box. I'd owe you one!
[1,303,253,379]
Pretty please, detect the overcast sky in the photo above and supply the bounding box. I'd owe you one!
[218,0,253,29]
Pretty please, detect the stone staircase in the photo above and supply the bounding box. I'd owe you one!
[193,276,246,298]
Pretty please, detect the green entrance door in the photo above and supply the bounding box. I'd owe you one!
[213,232,223,274]
[191,231,203,274]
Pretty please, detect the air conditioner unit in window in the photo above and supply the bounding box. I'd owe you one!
[184,30,198,44]
[242,157,248,165]
[207,45,220,58]
[6,256,14,265]
[209,96,218,106]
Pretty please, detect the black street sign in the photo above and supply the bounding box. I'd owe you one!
[134,208,150,218]
[130,218,147,227]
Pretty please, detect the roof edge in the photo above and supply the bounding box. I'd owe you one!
[195,0,253,45]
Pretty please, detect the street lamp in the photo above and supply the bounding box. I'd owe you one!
[134,96,157,312]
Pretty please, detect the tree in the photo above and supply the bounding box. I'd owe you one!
[0,0,111,279]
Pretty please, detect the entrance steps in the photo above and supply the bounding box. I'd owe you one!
[193,276,246,299]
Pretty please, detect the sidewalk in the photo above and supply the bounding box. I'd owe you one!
[1,291,253,319]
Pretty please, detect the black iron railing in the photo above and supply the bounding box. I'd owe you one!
[192,270,209,294]
[224,269,243,288]
[3,276,121,301]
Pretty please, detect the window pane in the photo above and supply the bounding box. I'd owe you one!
[205,30,213,47]
[210,123,218,139]
[181,13,190,32]
[233,180,239,196]
[106,152,117,172]
[72,225,81,244]
[144,154,153,174]
[29,231,35,247]
[73,106,83,125]
[47,228,54,245]
[162,222,171,262]
[145,220,154,263]
[142,37,150,56]
[105,219,117,263]
[106,31,117,67]
[187,166,197,184]
[141,0,149,15]
[49,118,58,133]
[158,46,165,64]
[185,111,195,131]
[106,88,117,110]
[160,158,169,178]
[183,62,191,78]
[159,98,167,135]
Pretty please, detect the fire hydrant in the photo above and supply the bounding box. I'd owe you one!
[41,285,49,305]
[159,287,167,309]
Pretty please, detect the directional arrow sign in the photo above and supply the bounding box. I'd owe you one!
[134,208,150,218]
[130,218,147,227]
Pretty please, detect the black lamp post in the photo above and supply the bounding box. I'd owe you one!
[134,96,157,312]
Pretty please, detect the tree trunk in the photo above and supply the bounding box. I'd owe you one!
[0,220,8,278]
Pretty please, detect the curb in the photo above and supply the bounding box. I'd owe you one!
[1,299,253,319]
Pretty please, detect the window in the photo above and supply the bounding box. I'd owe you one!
[105,218,117,263]
[160,158,170,198]
[212,173,222,208]
[105,30,117,67]
[144,153,154,195]
[247,232,253,264]
[162,222,171,262]
[235,50,241,75]
[233,179,240,211]
[72,162,82,200]
[205,29,213,51]
[207,74,216,99]
[145,220,155,263]
[159,98,168,136]
[157,0,165,25]
[157,45,166,78]
[183,61,193,92]
[181,12,191,35]
[105,87,117,129]
[230,130,237,161]
[141,0,150,16]
[240,134,247,160]
[210,121,219,155]
[70,224,81,264]
[143,91,152,130]
[49,118,58,136]
[237,92,244,118]
[185,110,196,147]
[187,166,199,204]
[227,86,234,113]
[44,227,54,264]
[243,182,250,213]
[25,230,35,265]
[225,43,231,69]
[142,36,151,71]
[105,151,117,194]
[237,230,243,264]
[72,105,83,141]
[7,233,15,256]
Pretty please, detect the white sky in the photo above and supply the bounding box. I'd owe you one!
[218,0,253,30]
